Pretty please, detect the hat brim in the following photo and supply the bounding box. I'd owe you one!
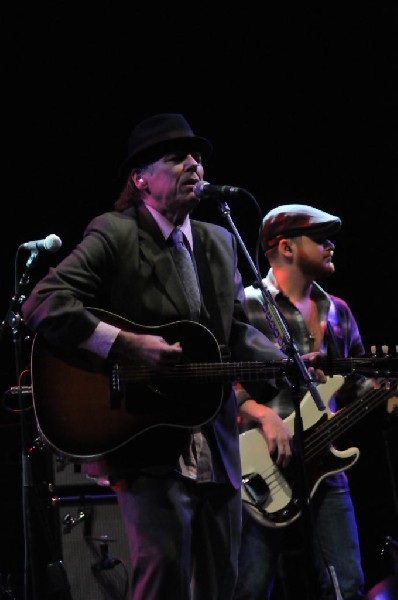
[119,135,213,179]
[264,219,342,252]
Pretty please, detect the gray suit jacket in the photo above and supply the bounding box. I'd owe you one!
[22,204,285,488]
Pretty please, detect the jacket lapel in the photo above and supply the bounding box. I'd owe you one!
[192,225,227,343]
[136,204,194,317]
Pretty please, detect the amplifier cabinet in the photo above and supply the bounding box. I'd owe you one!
[53,493,132,600]
[50,453,100,489]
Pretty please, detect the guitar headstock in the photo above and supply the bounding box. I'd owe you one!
[367,344,398,377]
[370,344,398,357]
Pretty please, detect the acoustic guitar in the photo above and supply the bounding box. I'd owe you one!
[29,308,397,461]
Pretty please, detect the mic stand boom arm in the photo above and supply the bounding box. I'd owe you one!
[215,196,325,412]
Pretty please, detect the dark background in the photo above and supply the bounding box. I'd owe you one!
[1,3,397,598]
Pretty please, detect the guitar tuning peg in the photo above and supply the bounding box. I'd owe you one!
[381,345,388,356]
[370,345,377,355]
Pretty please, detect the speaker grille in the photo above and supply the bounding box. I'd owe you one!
[55,494,131,600]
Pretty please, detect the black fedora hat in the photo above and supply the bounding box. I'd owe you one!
[120,113,213,176]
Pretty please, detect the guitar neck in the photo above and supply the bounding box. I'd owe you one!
[118,356,398,386]
[118,361,282,385]
[315,378,397,444]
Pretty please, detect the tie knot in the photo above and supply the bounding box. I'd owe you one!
[171,227,185,250]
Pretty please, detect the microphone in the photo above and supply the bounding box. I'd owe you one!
[193,181,241,199]
[20,234,62,253]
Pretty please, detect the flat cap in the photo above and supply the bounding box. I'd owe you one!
[261,203,342,252]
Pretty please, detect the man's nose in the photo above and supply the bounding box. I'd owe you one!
[186,154,201,167]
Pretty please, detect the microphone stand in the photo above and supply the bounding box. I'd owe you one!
[215,194,341,600]
[215,195,325,410]
[0,248,42,600]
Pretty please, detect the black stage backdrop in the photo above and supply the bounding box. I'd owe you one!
[1,4,397,599]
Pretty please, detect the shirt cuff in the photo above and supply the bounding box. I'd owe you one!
[78,321,121,359]
[234,383,252,407]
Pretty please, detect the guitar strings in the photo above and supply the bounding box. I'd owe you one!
[302,379,398,464]
[117,357,398,384]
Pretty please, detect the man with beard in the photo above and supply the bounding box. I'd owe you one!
[234,204,365,599]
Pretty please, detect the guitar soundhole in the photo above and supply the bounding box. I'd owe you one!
[242,473,270,506]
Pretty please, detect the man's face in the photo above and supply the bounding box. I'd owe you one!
[293,234,336,279]
[141,150,205,217]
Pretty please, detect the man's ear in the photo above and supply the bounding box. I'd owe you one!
[279,238,294,256]
[132,172,146,189]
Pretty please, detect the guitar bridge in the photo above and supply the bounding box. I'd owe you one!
[242,472,270,506]
[110,363,123,409]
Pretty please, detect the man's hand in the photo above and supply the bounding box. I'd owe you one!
[109,330,182,369]
[302,352,327,383]
[238,400,292,468]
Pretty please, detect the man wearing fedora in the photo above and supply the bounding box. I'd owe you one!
[234,204,365,599]
[21,113,289,599]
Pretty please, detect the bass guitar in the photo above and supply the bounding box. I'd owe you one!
[30,308,397,461]
[240,375,397,528]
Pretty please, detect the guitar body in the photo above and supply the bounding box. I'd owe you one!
[239,375,361,528]
[31,309,224,461]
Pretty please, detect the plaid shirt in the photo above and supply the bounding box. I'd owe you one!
[243,268,365,418]
[240,268,366,489]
